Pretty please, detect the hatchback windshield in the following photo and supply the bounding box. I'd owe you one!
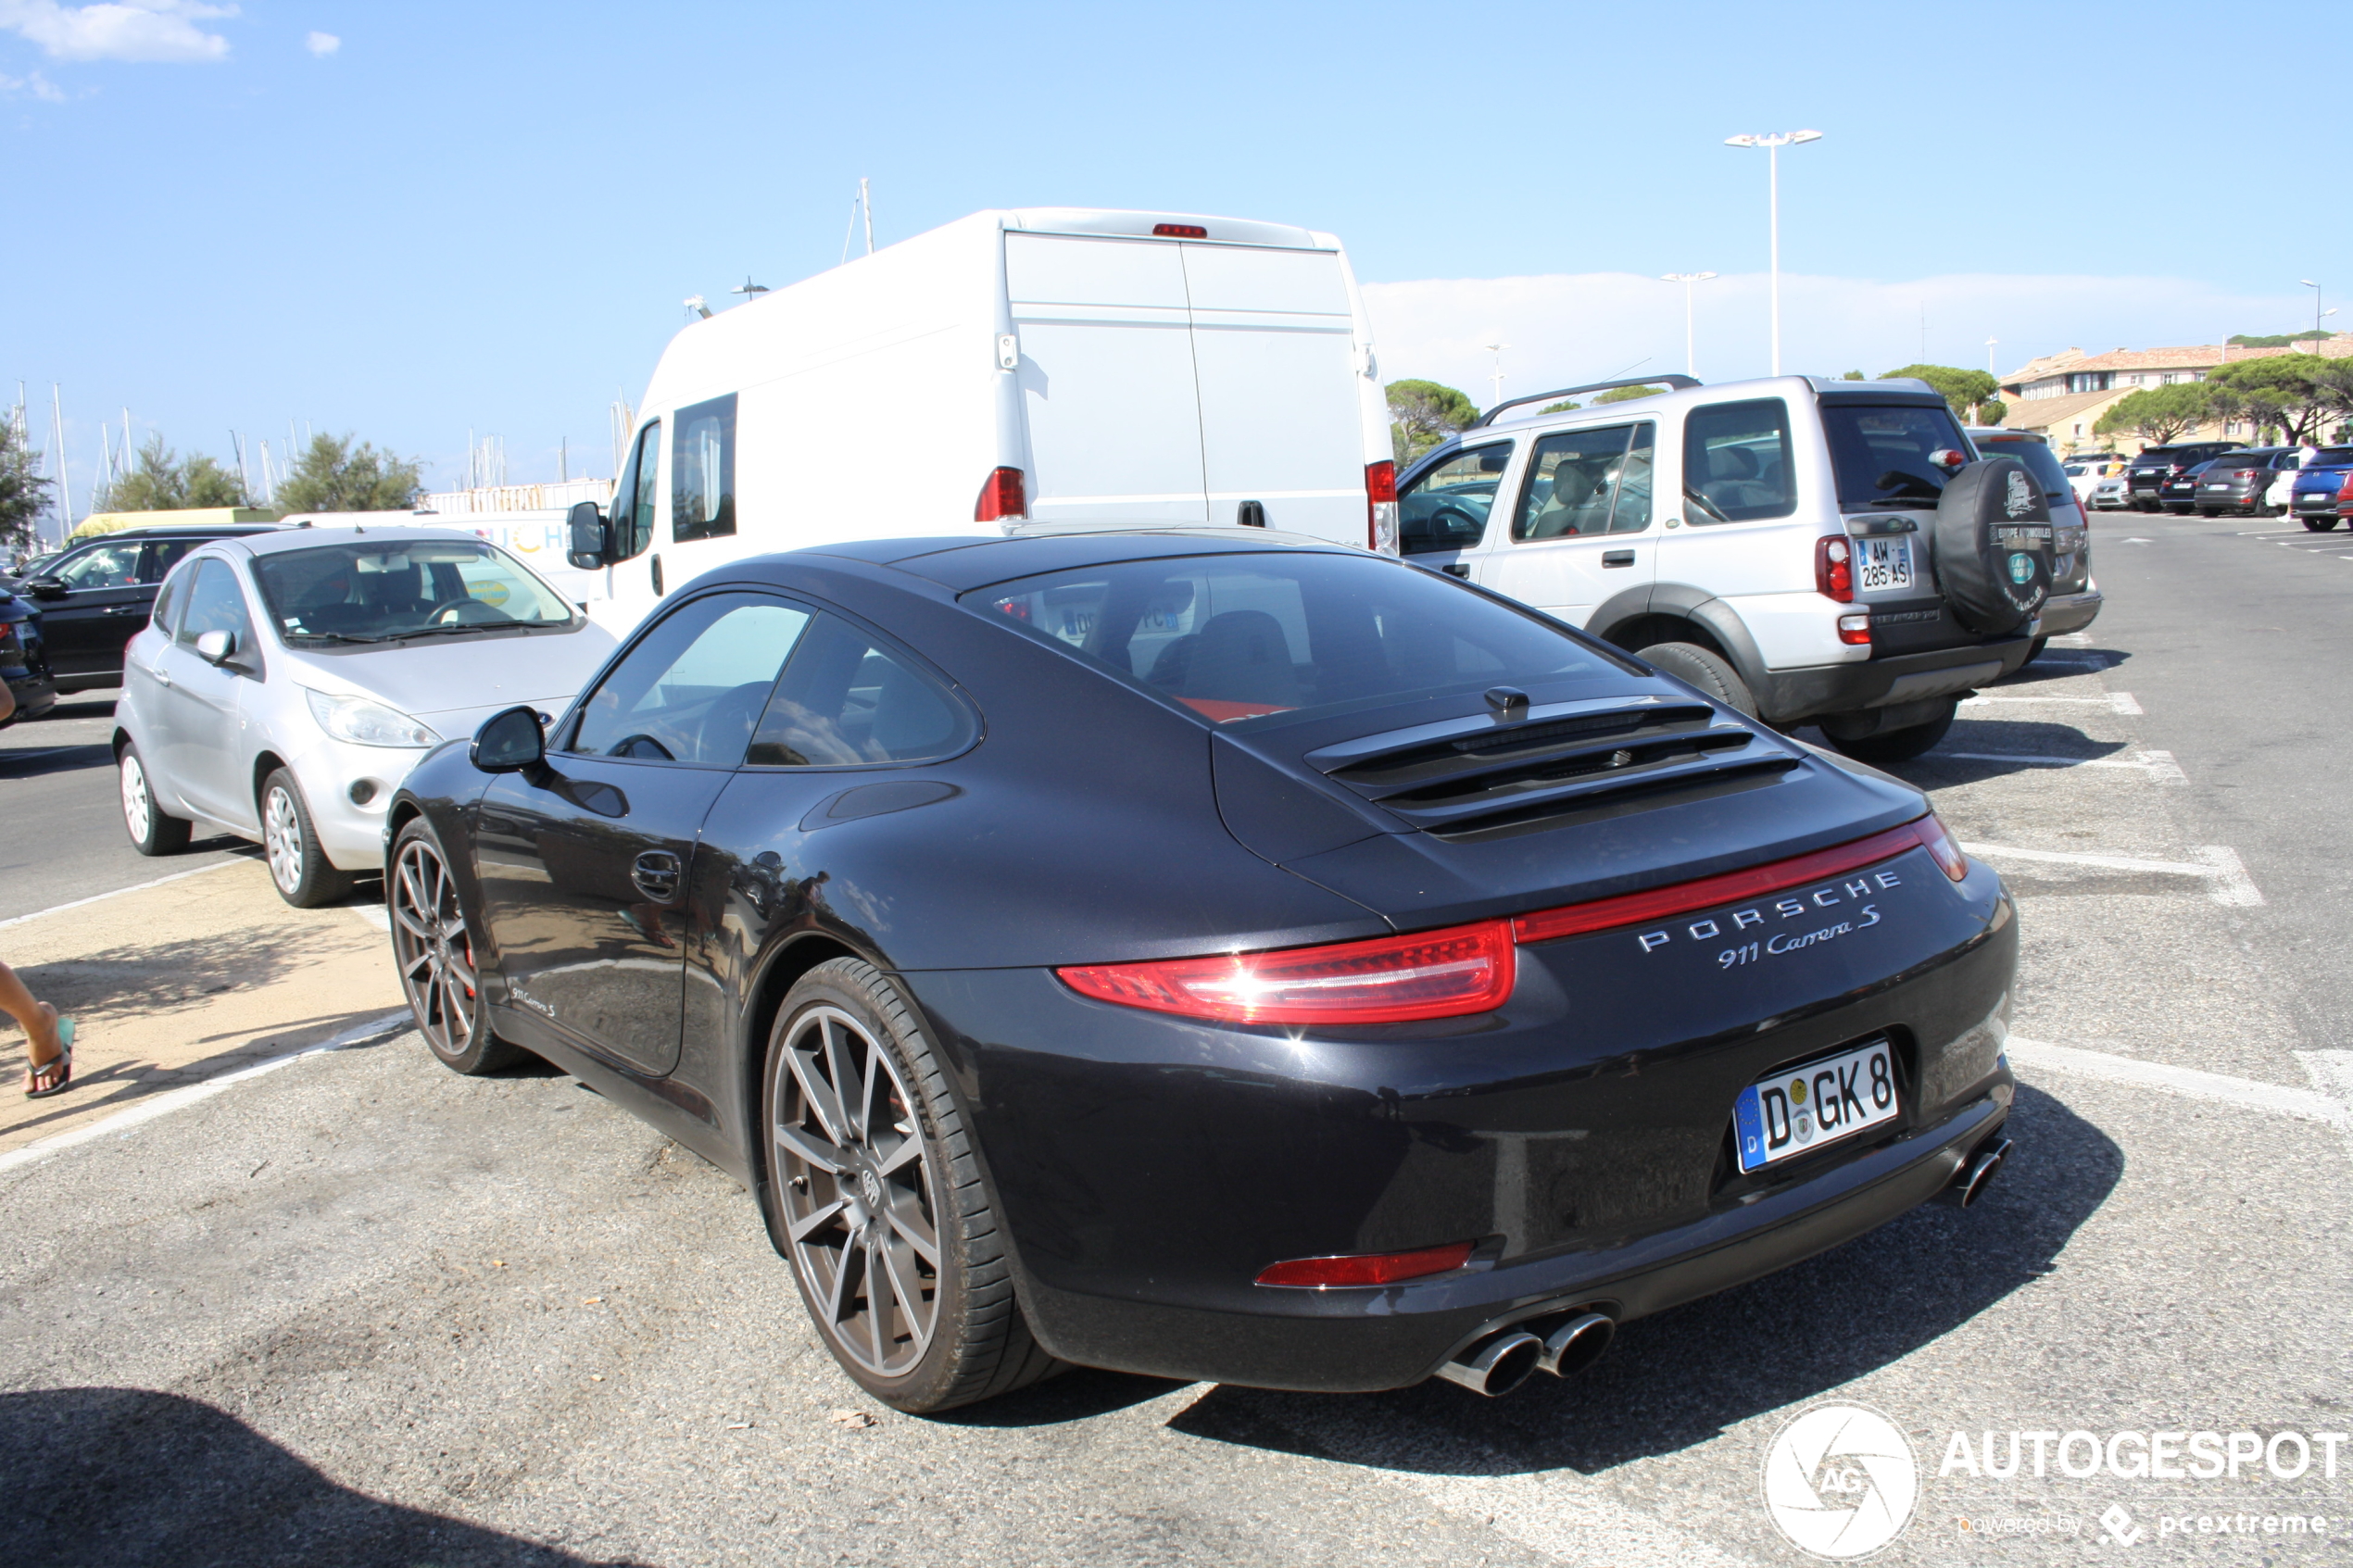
[251,540,576,645]
[1820,403,1973,508]
[968,551,1614,727]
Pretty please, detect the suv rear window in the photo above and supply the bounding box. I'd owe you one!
[1820,403,1972,508]
[968,551,1613,727]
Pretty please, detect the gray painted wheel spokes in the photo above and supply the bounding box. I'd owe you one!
[391,838,478,1059]
[264,785,303,893]
[121,755,152,841]
[774,1005,940,1377]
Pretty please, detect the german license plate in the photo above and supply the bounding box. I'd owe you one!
[1856,536,1912,592]
[1731,1039,1900,1173]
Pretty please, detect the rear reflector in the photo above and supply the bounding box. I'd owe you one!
[1058,919,1514,1024]
[1255,1240,1474,1288]
[1512,814,1953,946]
[1152,223,1209,238]
[1836,611,1871,646]
[1366,460,1399,554]
[974,466,1026,522]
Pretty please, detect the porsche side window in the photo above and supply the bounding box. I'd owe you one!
[749,614,975,767]
[610,421,661,561]
[671,394,736,545]
[569,592,812,765]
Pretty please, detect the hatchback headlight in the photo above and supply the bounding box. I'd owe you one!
[305,688,441,747]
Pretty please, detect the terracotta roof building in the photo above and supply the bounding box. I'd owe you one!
[1994,334,2353,452]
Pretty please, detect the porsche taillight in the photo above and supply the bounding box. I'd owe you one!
[1058,920,1515,1025]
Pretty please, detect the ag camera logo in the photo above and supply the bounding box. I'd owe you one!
[1762,1403,1919,1559]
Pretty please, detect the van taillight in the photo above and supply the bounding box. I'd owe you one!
[1365,460,1399,554]
[1152,223,1208,238]
[974,467,1026,522]
[1816,535,1854,602]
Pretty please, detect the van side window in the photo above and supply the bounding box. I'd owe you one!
[1683,399,1796,523]
[671,394,737,544]
[1515,424,1655,540]
[1398,443,1512,555]
[611,422,661,561]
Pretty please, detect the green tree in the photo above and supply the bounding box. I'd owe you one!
[1539,400,1582,414]
[1978,398,2008,427]
[1385,379,1478,464]
[1879,364,2001,422]
[273,433,423,513]
[2203,354,2353,447]
[2227,332,2309,348]
[2095,383,2209,445]
[98,434,249,511]
[1841,370,1865,381]
[1595,383,1667,405]
[0,417,52,553]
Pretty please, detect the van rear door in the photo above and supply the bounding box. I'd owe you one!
[1006,234,1208,524]
[1180,244,1365,543]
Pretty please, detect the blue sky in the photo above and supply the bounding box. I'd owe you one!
[4,0,2344,514]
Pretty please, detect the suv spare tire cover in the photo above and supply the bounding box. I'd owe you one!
[1931,457,2053,634]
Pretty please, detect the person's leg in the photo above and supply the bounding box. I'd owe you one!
[0,960,65,1091]
[0,679,16,724]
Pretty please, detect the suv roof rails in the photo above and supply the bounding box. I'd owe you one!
[1470,374,1702,430]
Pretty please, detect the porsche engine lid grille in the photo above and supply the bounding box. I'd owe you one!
[1303,697,1801,842]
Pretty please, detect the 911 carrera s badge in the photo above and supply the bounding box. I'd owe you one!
[1635,867,1903,959]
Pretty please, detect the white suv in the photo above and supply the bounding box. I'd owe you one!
[1396,374,2052,761]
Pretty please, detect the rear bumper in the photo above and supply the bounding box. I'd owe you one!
[2038,588,2103,637]
[1757,636,2033,723]
[2,669,56,725]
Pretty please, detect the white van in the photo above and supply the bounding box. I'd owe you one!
[568,207,1394,633]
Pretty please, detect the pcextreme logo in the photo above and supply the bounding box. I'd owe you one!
[1762,1403,1919,1560]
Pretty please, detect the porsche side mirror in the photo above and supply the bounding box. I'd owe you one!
[25,576,67,601]
[567,501,611,571]
[472,704,546,773]
[194,628,236,665]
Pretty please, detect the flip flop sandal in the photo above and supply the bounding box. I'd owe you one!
[24,1018,73,1099]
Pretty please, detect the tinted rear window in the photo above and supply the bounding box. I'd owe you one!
[966,551,1615,728]
[2311,448,2353,467]
[1820,403,1972,508]
[1972,437,2072,499]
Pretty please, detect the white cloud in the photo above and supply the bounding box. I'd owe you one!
[0,0,234,63]
[303,29,334,55]
[1362,270,2303,404]
[0,67,64,96]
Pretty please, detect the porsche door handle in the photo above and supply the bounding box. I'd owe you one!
[1602,550,1637,568]
[630,850,683,903]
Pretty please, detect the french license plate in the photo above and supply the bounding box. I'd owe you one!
[1731,1039,1900,1173]
[1856,536,1912,592]
[2204,482,2232,491]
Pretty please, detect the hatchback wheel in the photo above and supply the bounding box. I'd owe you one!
[2305,517,2340,533]
[390,819,523,1074]
[765,958,1061,1412]
[260,768,355,908]
[118,740,192,856]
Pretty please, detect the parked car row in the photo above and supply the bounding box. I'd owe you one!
[2291,445,2353,530]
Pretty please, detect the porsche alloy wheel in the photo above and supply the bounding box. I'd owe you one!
[391,823,521,1074]
[774,1002,942,1379]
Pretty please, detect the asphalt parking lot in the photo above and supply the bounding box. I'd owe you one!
[4,513,2350,1567]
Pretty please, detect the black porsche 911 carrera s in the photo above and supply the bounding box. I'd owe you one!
[384,529,2016,1412]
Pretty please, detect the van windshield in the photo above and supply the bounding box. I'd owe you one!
[966,551,1614,727]
[252,541,578,645]
[1820,403,1972,508]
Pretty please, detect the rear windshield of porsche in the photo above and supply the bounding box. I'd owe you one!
[966,551,1617,728]
[1821,403,1973,508]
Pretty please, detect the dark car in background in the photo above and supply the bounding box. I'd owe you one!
[386,530,2019,1412]
[2190,446,2301,517]
[2128,442,2242,511]
[2159,458,2226,515]
[0,577,55,726]
[19,522,282,692]
[1969,427,2100,649]
[2292,446,2353,531]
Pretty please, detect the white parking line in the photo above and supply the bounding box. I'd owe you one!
[0,855,249,932]
[1940,749,2183,783]
[1961,842,2262,906]
[0,1009,415,1176]
[2007,1038,2347,1129]
[1962,691,2143,715]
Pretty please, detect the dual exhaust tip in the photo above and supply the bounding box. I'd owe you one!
[1435,1311,1614,1399]
[1435,1134,2016,1398]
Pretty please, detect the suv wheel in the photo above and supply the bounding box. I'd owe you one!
[1638,642,1756,717]
[1820,699,1957,765]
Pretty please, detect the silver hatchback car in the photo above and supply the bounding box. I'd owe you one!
[115,526,617,905]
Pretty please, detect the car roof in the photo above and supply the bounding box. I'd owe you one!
[773,527,1364,594]
[216,524,508,558]
[74,523,284,542]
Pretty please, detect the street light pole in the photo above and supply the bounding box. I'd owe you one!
[1660,272,1718,378]
[1724,130,1821,376]
[1986,338,1998,375]
[1483,341,1509,408]
[2302,280,2323,338]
